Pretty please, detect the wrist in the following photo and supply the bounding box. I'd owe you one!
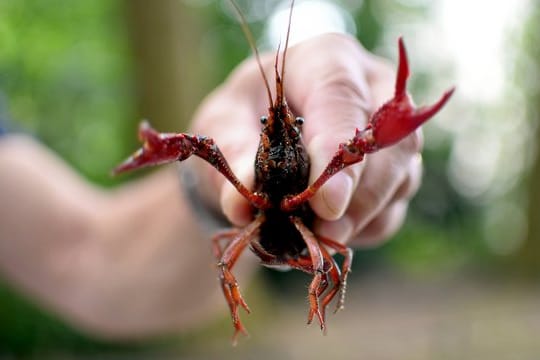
[179,165,231,232]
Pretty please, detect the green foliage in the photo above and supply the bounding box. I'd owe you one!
[0,282,146,356]
[353,0,383,51]
[511,2,540,275]
[0,0,135,185]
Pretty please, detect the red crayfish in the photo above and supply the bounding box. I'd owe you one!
[114,0,454,344]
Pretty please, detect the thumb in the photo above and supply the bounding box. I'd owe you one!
[285,34,375,220]
[302,80,371,221]
[220,153,256,226]
[190,92,260,226]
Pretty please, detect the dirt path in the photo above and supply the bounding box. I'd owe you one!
[181,270,540,359]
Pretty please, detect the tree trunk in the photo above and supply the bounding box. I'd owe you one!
[512,3,540,277]
[520,120,540,275]
[125,0,211,131]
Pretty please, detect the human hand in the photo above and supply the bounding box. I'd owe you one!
[190,33,423,248]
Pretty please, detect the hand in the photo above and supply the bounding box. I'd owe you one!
[190,33,423,248]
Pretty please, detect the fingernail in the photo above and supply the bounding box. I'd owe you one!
[320,172,353,220]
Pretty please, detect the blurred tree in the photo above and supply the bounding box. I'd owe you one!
[0,0,134,184]
[126,0,213,132]
[514,1,540,276]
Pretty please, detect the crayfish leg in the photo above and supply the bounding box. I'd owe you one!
[317,245,341,327]
[286,216,354,332]
[290,216,328,330]
[319,236,353,314]
[212,228,242,259]
[216,215,264,345]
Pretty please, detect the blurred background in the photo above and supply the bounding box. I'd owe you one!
[1,0,539,358]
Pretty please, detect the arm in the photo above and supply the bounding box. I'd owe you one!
[0,135,254,339]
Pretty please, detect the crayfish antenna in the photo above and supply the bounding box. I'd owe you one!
[228,0,273,108]
[277,0,295,104]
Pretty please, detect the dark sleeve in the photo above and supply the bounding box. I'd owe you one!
[0,97,9,137]
[0,90,13,138]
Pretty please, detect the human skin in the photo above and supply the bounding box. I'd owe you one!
[0,33,421,339]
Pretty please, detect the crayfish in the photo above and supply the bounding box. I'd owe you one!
[114,0,454,344]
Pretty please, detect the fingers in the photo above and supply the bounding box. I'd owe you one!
[349,151,422,247]
[315,147,423,246]
[189,62,265,226]
[352,200,409,247]
[284,33,379,221]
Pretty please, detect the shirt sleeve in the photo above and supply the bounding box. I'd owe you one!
[0,120,6,137]
[0,95,12,137]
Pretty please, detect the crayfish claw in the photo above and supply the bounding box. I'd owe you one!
[410,86,456,125]
[395,36,410,97]
[231,323,249,346]
[137,120,155,142]
[112,121,197,175]
[367,38,455,150]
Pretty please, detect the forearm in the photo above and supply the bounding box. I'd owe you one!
[87,165,245,339]
[0,135,102,303]
[0,135,255,339]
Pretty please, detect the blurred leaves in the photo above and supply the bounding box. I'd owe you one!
[512,1,540,276]
[0,282,144,356]
[0,0,134,185]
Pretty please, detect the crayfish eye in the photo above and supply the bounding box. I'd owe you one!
[260,116,268,125]
[295,116,304,126]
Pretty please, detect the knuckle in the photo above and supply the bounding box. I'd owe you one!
[301,38,372,110]
[361,180,386,210]
[347,180,384,232]
[324,73,370,108]
[404,154,424,198]
[398,128,424,154]
[350,201,408,248]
